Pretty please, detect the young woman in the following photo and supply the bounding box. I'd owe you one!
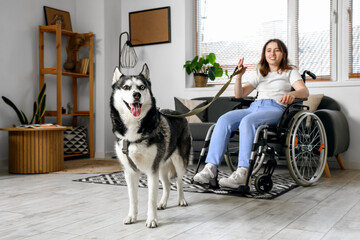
[193,39,309,189]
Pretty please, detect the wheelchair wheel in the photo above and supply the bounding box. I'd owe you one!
[255,174,273,193]
[286,111,327,186]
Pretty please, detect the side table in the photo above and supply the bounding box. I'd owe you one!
[0,127,68,173]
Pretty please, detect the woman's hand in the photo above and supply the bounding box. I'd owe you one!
[235,57,247,77]
[280,93,296,105]
[234,57,254,98]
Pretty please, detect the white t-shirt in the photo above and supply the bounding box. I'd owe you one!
[248,69,302,105]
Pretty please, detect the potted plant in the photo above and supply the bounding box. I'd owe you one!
[2,84,46,125]
[184,52,224,87]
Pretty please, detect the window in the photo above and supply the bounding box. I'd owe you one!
[349,0,360,78]
[298,0,332,80]
[196,0,287,84]
[196,0,337,84]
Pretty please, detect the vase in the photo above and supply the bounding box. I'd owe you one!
[63,56,75,72]
[194,73,208,87]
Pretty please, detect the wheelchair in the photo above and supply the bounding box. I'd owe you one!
[192,71,328,194]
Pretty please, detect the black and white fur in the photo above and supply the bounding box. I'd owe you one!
[110,64,191,228]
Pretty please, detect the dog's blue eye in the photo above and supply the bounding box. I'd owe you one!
[122,85,130,90]
[139,85,146,90]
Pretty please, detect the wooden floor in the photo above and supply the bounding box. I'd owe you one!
[1,165,360,240]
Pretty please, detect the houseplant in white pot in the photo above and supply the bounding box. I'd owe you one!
[184,52,223,87]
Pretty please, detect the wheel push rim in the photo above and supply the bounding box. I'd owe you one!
[286,111,327,186]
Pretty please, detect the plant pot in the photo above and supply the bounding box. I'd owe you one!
[194,73,208,87]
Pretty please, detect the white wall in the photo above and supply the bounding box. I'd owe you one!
[74,0,121,157]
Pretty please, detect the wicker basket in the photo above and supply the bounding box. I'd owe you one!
[194,74,208,87]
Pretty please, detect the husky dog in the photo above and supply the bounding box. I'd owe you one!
[110,64,191,228]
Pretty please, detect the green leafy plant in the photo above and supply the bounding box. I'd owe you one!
[183,52,224,80]
[2,84,47,125]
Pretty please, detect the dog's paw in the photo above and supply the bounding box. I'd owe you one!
[178,199,188,207]
[145,218,158,228]
[157,202,167,210]
[123,215,137,225]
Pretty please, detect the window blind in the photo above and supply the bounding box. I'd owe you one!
[298,0,332,80]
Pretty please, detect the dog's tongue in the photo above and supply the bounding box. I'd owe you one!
[130,103,141,117]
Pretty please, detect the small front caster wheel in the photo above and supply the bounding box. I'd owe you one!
[255,174,273,193]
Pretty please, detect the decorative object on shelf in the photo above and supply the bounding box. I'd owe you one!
[43,6,72,31]
[64,35,87,72]
[129,6,171,46]
[1,84,46,124]
[119,32,138,68]
[184,53,224,87]
[67,102,73,114]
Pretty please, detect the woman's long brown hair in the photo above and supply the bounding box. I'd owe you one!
[258,39,293,77]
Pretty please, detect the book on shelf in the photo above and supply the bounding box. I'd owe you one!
[84,58,89,74]
[80,58,89,75]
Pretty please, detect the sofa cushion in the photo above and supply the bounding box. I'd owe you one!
[174,97,207,123]
[303,94,324,111]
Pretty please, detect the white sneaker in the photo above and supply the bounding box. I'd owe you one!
[193,163,217,184]
[219,167,253,191]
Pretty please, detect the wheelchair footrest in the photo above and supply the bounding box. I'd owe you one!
[220,185,251,194]
[192,178,219,190]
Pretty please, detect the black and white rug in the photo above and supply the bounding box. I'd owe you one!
[73,169,298,200]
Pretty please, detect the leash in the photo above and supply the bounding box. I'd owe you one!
[164,67,242,118]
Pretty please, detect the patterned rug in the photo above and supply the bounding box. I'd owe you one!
[73,169,298,199]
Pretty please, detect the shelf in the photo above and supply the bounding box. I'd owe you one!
[45,111,90,117]
[41,68,89,78]
[39,22,94,158]
[39,25,93,38]
[63,72,89,78]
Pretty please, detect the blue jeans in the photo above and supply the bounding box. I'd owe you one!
[205,99,284,168]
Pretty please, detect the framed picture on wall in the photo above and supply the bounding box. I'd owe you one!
[44,6,72,31]
[129,6,171,46]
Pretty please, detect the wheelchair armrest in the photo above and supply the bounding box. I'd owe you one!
[315,109,350,156]
[293,98,307,104]
[230,97,255,109]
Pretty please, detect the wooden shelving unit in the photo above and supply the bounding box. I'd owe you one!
[38,23,94,158]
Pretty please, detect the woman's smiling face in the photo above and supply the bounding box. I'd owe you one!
[265,41,283,71]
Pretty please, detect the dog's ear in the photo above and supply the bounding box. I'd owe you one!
[112,67,122,85]
[140,64,150,81]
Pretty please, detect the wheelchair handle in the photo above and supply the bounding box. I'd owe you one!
[301,70,317,81]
